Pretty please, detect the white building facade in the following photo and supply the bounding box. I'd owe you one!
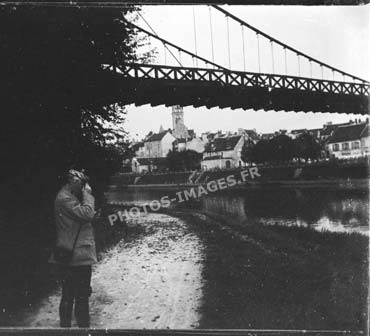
[327,122,369,159]
[201,135,245,170]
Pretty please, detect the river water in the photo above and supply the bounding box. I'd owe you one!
[107,184,369,236]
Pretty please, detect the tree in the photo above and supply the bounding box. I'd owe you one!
[241,139,255,164]
[251,139,273,164]
[0,5,148,203]
[0,5,147,311]
[294,133,322,161]
[165,150,202,171]
[269,134,295,163]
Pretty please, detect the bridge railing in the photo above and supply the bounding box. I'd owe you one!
[107,63,370,97]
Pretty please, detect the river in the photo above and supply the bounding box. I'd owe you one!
[106,184,369,236]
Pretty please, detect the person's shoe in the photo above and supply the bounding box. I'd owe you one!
[75,296,90,328]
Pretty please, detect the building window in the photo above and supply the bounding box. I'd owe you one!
[342,143,349,150]
[352,141,360,149]
[333,144,340,151]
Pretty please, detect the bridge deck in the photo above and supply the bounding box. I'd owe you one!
[103,64,369,115]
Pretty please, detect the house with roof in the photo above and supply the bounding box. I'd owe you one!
[143,130,176,158]
[237,128,260,142]
[130,129,176,173]
[186,137,207,153]
[320,121,356,142]
[131,141,146,158]
[201,134,245,170]
[326,122,369,159]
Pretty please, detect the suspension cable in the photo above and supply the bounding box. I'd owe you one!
[297,54,300,76]
[192,7,199,67]
[241,25,246,72]
[226,16,231,68]
[212,5,368,83]
[284,48,287,75]
[163,45,167,65]
[137,12,182,67]
[270,41,275,73]
[123,19,228,71]
[309,60,312,78]
[208,6,215,66]
[257,33,261,73]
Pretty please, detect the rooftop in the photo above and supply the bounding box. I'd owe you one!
[327,122,368,144]
[205,135,242,152]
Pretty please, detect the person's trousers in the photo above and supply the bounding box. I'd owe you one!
[59,265,92,328]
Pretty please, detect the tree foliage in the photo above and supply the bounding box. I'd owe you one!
[0,5,146,312]
[294,133,322,161]
[165,150,203,171]
[0,5,144,207]
[241,133,322,165]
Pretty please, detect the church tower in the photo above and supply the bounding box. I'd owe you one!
[171,105,189,139]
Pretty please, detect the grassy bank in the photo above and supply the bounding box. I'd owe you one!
[168,209,368,331]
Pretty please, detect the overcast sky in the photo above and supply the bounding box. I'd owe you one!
[124,5,369,140]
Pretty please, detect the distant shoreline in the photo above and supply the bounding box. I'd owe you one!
[108,178,368,190]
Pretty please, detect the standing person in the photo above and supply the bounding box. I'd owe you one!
[49,169,97,328]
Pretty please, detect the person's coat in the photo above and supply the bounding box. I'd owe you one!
[49,187,97,266]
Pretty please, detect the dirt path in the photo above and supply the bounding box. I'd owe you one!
[22,213,204,328]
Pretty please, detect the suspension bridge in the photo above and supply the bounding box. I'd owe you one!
[103,5,369,115]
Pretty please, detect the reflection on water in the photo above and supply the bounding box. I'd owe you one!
[107,186,369,235]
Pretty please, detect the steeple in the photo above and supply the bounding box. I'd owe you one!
[171,105,189,139]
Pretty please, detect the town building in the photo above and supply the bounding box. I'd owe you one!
[132,141,146,158]
[186,137,207,153]
[320,121,355,142]
[326,121,369,159]
[237,128,260,142]
[143,130,176,158]
[201,134,245,170]
[172,105,189,139]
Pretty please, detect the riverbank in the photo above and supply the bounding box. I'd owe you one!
[15,213,204,328]
[164,209,368,330]
[111,162,369,188]
[108,178,368,190]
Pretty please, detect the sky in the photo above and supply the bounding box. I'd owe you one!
[124,5,369,140]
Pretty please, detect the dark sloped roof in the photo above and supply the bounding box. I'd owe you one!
[361,125,369,137]
[244,129,259,140]
[146,131,169,142]
[205,135,242,153]
[321,122,352,136]
[131,142,144,151]
[327,123,368,144]
[134,158,151,165]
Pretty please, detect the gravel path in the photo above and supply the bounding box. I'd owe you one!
[22,213,204,329]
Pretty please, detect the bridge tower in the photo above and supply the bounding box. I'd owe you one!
[172,105,189,139]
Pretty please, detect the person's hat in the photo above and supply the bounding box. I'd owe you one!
[68,169,89,184]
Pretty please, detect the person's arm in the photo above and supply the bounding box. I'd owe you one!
[60,188,95,223]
